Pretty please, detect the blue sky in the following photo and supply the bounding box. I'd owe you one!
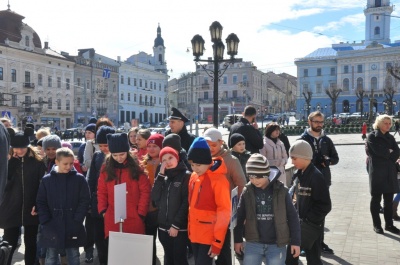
[2,0,400,78]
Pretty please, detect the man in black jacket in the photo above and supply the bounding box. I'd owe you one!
[286,140,332,265]
[229,106,263,154]
[165,107,196,152]
[298,111,338,254]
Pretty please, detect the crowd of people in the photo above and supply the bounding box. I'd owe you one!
[0,106,399,265]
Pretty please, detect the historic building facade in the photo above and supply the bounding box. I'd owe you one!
[0,6,75,130]
[295,0,400,118]
[119,24,168,125]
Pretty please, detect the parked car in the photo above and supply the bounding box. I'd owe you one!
[350,112,362,118]
[70,141,84,156]
[339,113,350,118]
[140,122,151,129]
[157,121,167,128]
[63,128,80,140]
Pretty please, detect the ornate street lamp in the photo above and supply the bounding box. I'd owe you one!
[191,21,240,128]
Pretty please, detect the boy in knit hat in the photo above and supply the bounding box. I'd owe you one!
[230,133,251,182]
[187,137,231,265]
[233,154,300,265]
[285,140,331,265]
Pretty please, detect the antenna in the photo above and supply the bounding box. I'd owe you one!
[7,0,10,10]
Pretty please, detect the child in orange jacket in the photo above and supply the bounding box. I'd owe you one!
[187,137,231,265]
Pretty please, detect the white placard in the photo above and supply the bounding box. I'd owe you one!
[108,232,153,264]
[114,183,127,224]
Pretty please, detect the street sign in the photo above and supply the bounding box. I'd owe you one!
[27,116,33,122]
[1,111,11,119]
[103,68,111,79]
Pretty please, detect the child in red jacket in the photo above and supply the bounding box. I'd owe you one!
[97,133,151,239]
[187,137,231,265]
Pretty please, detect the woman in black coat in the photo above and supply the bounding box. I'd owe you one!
[367,115,400,234]
[0,128,46,265]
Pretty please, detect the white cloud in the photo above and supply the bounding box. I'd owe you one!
[313,13,365,32]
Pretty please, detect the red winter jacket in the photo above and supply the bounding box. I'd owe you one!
[97,162,151,237]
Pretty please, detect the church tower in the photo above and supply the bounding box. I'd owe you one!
[153,23,167,74]
[364,0,393,45]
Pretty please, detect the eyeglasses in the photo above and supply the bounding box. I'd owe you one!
[311,120,324,125]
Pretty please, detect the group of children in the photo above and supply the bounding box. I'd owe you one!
[0,118,331,265]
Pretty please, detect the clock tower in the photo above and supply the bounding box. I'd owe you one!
[153,23,167,74]
[364,0,393,45]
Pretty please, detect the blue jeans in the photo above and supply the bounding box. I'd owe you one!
[45,248,80,265]
[243,242,286,265]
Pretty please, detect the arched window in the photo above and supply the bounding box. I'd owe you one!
[25,36,29,46]
[374,27,380,35]
[357,78,363,90]
[375,0,381,7]
[371,77,377,90]
[158,54,162,63]
[343,78,350,91]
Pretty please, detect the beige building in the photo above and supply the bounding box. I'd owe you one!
[168,60,296,123]
[0,6,75,130]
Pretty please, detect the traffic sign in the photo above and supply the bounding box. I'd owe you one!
[1,111,11,119]
[103,68,111,79]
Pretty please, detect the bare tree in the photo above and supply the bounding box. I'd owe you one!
[384,74,396,114]
[325,84,342,115]
[355,87,367,116]
[302,89,312,116]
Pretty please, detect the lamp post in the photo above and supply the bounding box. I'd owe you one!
[324,104,327,116]
[191,21,240,128]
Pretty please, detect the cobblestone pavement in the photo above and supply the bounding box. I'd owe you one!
[5,132,400,264]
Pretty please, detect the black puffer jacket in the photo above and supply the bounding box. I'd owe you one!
[151,161,190,230]
[231,150,251,181]
[0,148,46,229]
[87,151,106,218]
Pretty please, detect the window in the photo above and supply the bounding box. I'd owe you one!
[0,67,3,80]
[66,100,70,110]
[356,77,363,90]
[150,81,153,89]
[145,80,148,88]
[316,83,322,93]
[375,0,381,7]
[344,65,349,74]
[303,83,309,93]
[371,77,378,90]
[134,94,137,102]
[134,78,137,86]
[223,76,227,84]
[121,75,124,84]
[77,97,81,107]
[48,98,52,109]
[233,75,237,84]
[303,69,308,77]
[204,77,208,84]
[374,27,380,35]
[357,65,363,73]
[86,80,90,90]
[330,67,335,76]
[121,93,124,100]
[233,90,237,98]
[243,74,248,82]
[204,91,209,99]
[11,69,16,82]
[159,84,161,90]
[12,95,17,107]
[38,74,42,86]
[317,68,321,76]
[128,93,131,101]
[386,62,392,69]
[77,78,81,87]
[343,78,350,91]
[128,77,131,85]
[24,71,30,83]
[57,99,61,110]
[48,76,52,87]
[25,36,29,46]
[57,77,61,88]
[66,78,70,90]
[140,79,142,87]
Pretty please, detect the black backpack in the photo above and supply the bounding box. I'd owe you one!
[0,240,12,265]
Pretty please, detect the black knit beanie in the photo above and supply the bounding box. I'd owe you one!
[163,133,181,152]
[107,133,130,153]
[230,133,245,148]
[96,126,116,144]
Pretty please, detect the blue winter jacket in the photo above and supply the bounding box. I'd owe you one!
[36,167,90,249]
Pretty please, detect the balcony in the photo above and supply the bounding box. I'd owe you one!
[96,89,108,98]
[201,83,210,90]
[97,107,107,116]
[18,106,42,113]
[23,83,35,89]
[139,102,155,106]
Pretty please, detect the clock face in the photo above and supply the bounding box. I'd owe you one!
[371,64,377,70]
